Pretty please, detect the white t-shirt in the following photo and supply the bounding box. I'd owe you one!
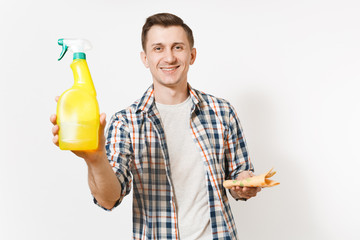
[156,96,212,239]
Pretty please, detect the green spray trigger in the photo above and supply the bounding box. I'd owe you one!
[58,38,68,61]
[57,38,92,61]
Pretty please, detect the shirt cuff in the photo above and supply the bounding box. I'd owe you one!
[236,197,248,201]
[93,196,121,211]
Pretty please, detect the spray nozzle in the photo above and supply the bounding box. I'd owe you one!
[58,38,92,61]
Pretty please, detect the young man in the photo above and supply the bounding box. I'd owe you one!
[51,13,261,240]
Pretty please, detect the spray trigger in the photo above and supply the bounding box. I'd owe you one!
[58,38,68,61]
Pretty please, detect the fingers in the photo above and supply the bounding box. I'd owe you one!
[52,124,59,136]
[232,186,242,191]
[50,114,57,125]
[51,120,60,147]
[52,134,59,146]
[232,186,260,199]
[243,186,260,195]
[50,113,59,147]
[51,97,59,138]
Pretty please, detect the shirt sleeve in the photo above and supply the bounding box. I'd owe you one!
[93,112,134,211]
[224,104,254,181]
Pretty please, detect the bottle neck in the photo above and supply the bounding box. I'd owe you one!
[70,59,96,96]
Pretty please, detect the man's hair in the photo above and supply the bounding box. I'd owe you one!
[141,13,194,51]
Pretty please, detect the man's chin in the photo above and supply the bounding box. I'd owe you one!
[155,79,184,88]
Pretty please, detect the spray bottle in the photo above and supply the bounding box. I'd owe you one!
[57,38,99,150]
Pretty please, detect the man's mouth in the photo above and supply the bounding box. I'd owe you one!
[160,66,180,72]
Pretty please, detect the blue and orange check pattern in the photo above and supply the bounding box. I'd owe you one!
[96,84,253,239]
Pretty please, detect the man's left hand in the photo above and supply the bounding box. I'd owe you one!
[230,171,261,201]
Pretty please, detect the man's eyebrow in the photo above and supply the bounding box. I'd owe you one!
[151,42,185,47]
[151,43,164,47]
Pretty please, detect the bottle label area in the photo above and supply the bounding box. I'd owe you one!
[59,120,99,150]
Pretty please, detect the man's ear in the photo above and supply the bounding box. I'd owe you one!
[140,51,149,68]
[190,48,197,65]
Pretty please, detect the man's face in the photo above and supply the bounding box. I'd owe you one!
[141,25,196,88]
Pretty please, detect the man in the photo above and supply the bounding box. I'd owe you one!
[51,13,261,240]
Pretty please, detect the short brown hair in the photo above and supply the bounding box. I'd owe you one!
[141,13,194,51]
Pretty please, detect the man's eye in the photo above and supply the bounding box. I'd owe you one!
[154,47,162,51]
[174,45,183,50]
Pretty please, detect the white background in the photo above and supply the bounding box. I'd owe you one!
[1,0,359,239]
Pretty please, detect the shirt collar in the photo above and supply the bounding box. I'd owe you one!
[135,83,202,113]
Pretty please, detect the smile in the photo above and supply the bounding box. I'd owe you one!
[160,66,179,71]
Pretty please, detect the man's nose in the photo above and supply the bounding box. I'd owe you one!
[164,49,176,63]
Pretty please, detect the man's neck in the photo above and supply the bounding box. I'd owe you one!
[153,81,189,105]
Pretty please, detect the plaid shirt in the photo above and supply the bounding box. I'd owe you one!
[97,84,253,239]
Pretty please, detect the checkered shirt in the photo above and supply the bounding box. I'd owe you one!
[96,84,253,239]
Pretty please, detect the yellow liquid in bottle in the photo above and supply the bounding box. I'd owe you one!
[57,59,99,150]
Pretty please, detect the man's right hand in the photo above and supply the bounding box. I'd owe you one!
[50,96,107,164]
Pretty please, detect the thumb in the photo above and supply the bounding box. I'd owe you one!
[100,113,106,125]
[99,113,107,134]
